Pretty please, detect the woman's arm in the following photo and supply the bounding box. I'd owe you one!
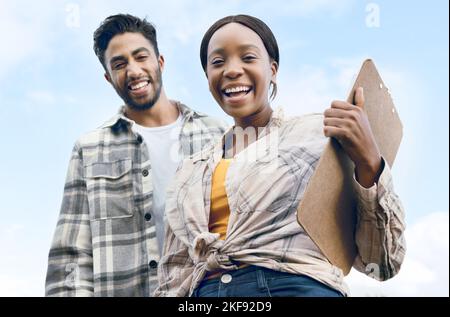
[352,158,406,280]
[323,87,406,280]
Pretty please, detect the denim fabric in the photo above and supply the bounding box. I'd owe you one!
[192,266,343,297]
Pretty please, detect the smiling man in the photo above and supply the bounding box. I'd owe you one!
[45,14,227,297]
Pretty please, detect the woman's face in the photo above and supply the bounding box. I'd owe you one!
[206,23,278,121]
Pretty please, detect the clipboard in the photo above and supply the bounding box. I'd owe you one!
[296,59,403,275]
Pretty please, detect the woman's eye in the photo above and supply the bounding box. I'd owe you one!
[243,55,256,61]
[212,59,224,65]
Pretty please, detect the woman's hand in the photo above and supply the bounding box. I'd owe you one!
[323,87,383,188]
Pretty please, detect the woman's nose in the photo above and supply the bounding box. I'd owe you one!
[223,60,243,79]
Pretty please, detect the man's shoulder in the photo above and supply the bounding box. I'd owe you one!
[73,128,105,149]
[73,113,125,149]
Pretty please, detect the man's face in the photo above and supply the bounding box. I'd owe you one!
[104,32,164,111]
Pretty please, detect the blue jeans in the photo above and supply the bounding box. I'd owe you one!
[192,265,343,297]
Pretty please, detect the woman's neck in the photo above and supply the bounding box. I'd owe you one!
[234,105,273,130]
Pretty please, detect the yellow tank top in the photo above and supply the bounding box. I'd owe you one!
[208,159,232,240]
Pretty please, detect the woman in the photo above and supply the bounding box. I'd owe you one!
[154,15,406,297]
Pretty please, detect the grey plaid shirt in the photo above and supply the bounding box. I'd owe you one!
[154,108,406,297]
[45,102,227,297]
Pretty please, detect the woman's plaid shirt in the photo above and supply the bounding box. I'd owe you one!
[154,109,406,297]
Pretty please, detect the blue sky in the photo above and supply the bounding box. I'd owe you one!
[0,0,448,296]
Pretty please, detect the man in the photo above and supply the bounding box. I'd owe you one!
[45,14,227,296]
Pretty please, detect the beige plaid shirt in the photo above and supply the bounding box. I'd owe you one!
[154,108,406,297]
[45,102,227,296]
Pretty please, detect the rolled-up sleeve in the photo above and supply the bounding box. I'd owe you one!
[45,143,94,296]
[352,157,406,281]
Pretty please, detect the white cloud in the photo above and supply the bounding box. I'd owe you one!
[0,224,48,297]
[0,274,44,297]
[242,0,355,18]
[0,1,58,80]
[346,212,449,297]
[27,90,56,105]
[276,56,367,116]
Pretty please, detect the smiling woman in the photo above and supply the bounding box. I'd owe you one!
[154,14,407,298]
[200,16,279,129]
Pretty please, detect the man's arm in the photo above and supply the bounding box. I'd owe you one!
[45,143,94,296]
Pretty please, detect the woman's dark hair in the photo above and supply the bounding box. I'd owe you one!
[200,14,280,99]
[93,14,160,70]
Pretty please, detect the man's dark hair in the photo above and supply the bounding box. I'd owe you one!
[93,14,160,70]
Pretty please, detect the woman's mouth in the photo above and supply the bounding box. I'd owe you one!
[221,85,253,103]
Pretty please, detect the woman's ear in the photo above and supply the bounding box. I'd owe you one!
[270,60,278,84]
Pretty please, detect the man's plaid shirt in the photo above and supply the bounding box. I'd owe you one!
[45,102,227,296]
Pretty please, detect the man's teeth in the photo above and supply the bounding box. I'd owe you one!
[130,81,148,90]
[224,86,251,94]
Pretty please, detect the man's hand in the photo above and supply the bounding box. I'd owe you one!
[323,87,383,188]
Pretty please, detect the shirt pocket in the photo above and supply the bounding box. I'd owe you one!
[84,158,134,221]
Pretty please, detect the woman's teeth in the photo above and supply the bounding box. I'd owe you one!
[223,86,251,97]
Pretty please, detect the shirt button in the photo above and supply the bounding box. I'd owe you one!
[149,260,158,269]
[221,274,232,284]
[136,135,143,144]
[144,213,152,221]
[142,169,149,177]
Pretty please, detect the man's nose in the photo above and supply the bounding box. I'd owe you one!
[126,61,144,78]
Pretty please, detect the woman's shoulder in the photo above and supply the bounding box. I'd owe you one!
[281,113,325,137]
[284,112,324,125]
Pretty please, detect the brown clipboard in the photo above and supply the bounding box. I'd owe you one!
[296,59,403,275]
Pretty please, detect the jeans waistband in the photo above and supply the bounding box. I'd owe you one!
[201,265,295,285]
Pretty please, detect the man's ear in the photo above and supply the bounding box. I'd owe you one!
[104,73,112,85]
[158,54,165,72]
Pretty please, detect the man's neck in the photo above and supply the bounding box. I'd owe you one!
[125,91,179,128]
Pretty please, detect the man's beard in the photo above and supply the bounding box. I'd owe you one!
[116,68,163,111]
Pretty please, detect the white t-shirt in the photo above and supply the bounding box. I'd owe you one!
[132,115,183,254]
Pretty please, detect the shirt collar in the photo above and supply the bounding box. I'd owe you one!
[191,106,285,164]
[99,100,207,130]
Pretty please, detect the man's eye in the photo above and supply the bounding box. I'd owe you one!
[114,63,126,69]
[137,55,148,61]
